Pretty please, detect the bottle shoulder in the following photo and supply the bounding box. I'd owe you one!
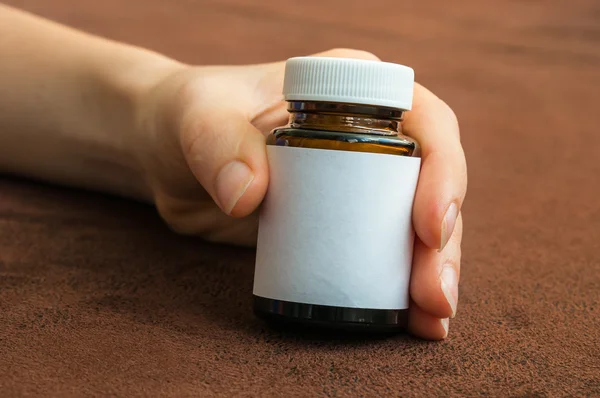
[267,127,420,157]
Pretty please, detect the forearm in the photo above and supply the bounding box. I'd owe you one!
[0,4,181,200]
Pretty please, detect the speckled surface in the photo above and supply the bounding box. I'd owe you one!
[1,1,600,396]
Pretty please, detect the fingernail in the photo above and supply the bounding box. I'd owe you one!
[440,265,458,318]
[439,202,458,251]
[441,318,449,338]
[215,160,254,215]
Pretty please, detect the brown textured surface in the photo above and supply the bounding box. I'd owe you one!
[2,0,600,396]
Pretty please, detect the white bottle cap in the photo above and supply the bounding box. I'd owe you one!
[283,57,415,110]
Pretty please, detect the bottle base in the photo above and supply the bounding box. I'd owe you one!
[253,295,407,333]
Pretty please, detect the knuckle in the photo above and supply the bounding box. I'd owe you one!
[158,205,209,238]
[174,71,213,107]
[168,220,195,236]
[164,76,214,157]
[165,74,201,120]
[154,194,197,236]
[440,99,460,136]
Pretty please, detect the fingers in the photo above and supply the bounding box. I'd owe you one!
[408,213,462,339]
[410,213,462,318]
[156,195,259,246]
[403,84,466,339]
[403,83,467,251]
[408,302,449,340]
[178,90,269,218]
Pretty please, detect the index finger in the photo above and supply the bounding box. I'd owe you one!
[403,83,467,250]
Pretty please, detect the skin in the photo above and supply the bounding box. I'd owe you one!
[0,5,467,340]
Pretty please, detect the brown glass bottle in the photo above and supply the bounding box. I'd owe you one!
[253,100,420,332]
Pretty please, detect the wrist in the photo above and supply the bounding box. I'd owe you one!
[0,6,187,203]
[87,44,186,201]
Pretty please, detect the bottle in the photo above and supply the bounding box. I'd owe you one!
[253,57,420,332]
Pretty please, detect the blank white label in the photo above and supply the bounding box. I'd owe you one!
[254,145,421,310]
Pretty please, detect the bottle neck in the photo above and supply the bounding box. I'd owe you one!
[287,101,404,136]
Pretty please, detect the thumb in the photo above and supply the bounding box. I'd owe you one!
[179,48,380,218]
[180,105,269,218]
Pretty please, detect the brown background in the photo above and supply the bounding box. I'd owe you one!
[2,0,600,396]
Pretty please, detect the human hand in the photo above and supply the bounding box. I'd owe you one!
[135,48,466,339]
[0,8,463,339]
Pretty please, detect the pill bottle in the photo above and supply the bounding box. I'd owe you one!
[253,57,420,332]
